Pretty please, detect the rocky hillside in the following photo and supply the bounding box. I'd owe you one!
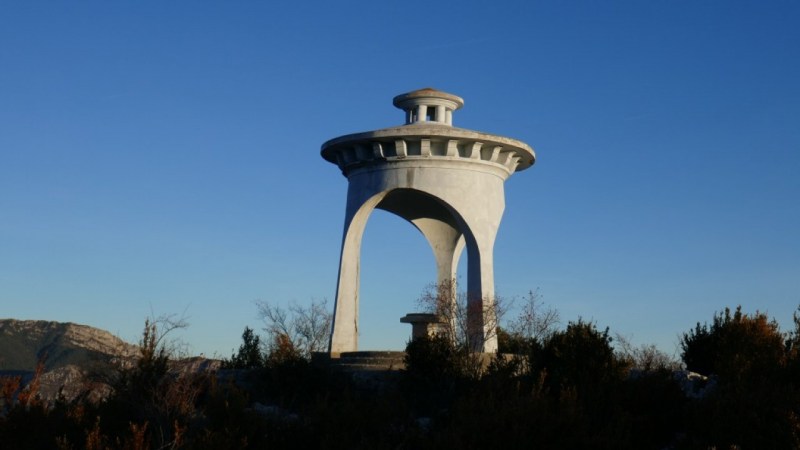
[0,319,220,403]
[0,319,138,372]
[0,319,141,402]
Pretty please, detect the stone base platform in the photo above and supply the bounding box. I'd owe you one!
[312,351,519,374]
[312,351,406,372]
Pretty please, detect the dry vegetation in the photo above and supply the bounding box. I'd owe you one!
[2,299,800,449]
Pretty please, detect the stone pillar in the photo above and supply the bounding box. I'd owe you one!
[418,105,428,122]
[436,105,446,123]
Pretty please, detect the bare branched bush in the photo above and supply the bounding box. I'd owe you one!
[614,333,681,372]
[255,298,332,359]
[411,280,509,378]
[416,279,506,353]
[506,289,560,344]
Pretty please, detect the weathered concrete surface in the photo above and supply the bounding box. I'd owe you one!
[321,88,535,354]
[400,313,447,340]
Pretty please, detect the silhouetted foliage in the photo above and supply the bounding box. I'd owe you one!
[617,369,688,448]
[786,305,800,385]
[677,306,800,449]
[681,306,786,385]
[5,304,800,448]
[497,326,540,355]
[615,333,681,372]
[98,316,207,449]
[404,334,463,382]
[402,334,465,415]
[679,381,800,450]
[222,326,264,369]
[533,319,630,395]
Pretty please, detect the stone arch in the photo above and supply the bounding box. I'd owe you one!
[377,188,471,286]
[328,187,483,354]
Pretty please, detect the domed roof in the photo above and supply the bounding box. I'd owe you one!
[392,88,464,110]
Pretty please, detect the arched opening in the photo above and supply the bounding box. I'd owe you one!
[329,187,493,353]
[358,189,473,349]
[358,209,433,349]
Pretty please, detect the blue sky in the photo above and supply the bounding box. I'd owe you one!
[1,1,798,358]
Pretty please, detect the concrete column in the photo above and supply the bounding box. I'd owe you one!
[436,105,446,123]
[411,218,463,286]
[328,190,387,354]
[466,239,498,352]
[412,218,465,317]
[418,105,428,122]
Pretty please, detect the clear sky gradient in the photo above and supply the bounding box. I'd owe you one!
[2,1,799,358]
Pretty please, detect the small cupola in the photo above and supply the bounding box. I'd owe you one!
[392,88,464,126]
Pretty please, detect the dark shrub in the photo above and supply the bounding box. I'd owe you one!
[533,319,629,396]
[681,306,786,385]
[678,306,800,449]
[404,334,463,382]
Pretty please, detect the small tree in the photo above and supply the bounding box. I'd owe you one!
[255,298,332,359]
[416,279,506,353]
[500,289,560,354]
[412,279,509,378]
[223,327,264,369]
[507,289,559,342]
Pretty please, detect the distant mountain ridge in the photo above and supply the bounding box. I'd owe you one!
[0,319,220,403]
[0,319,137,372]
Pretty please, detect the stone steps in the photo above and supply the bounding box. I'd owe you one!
[318,351,406,372]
